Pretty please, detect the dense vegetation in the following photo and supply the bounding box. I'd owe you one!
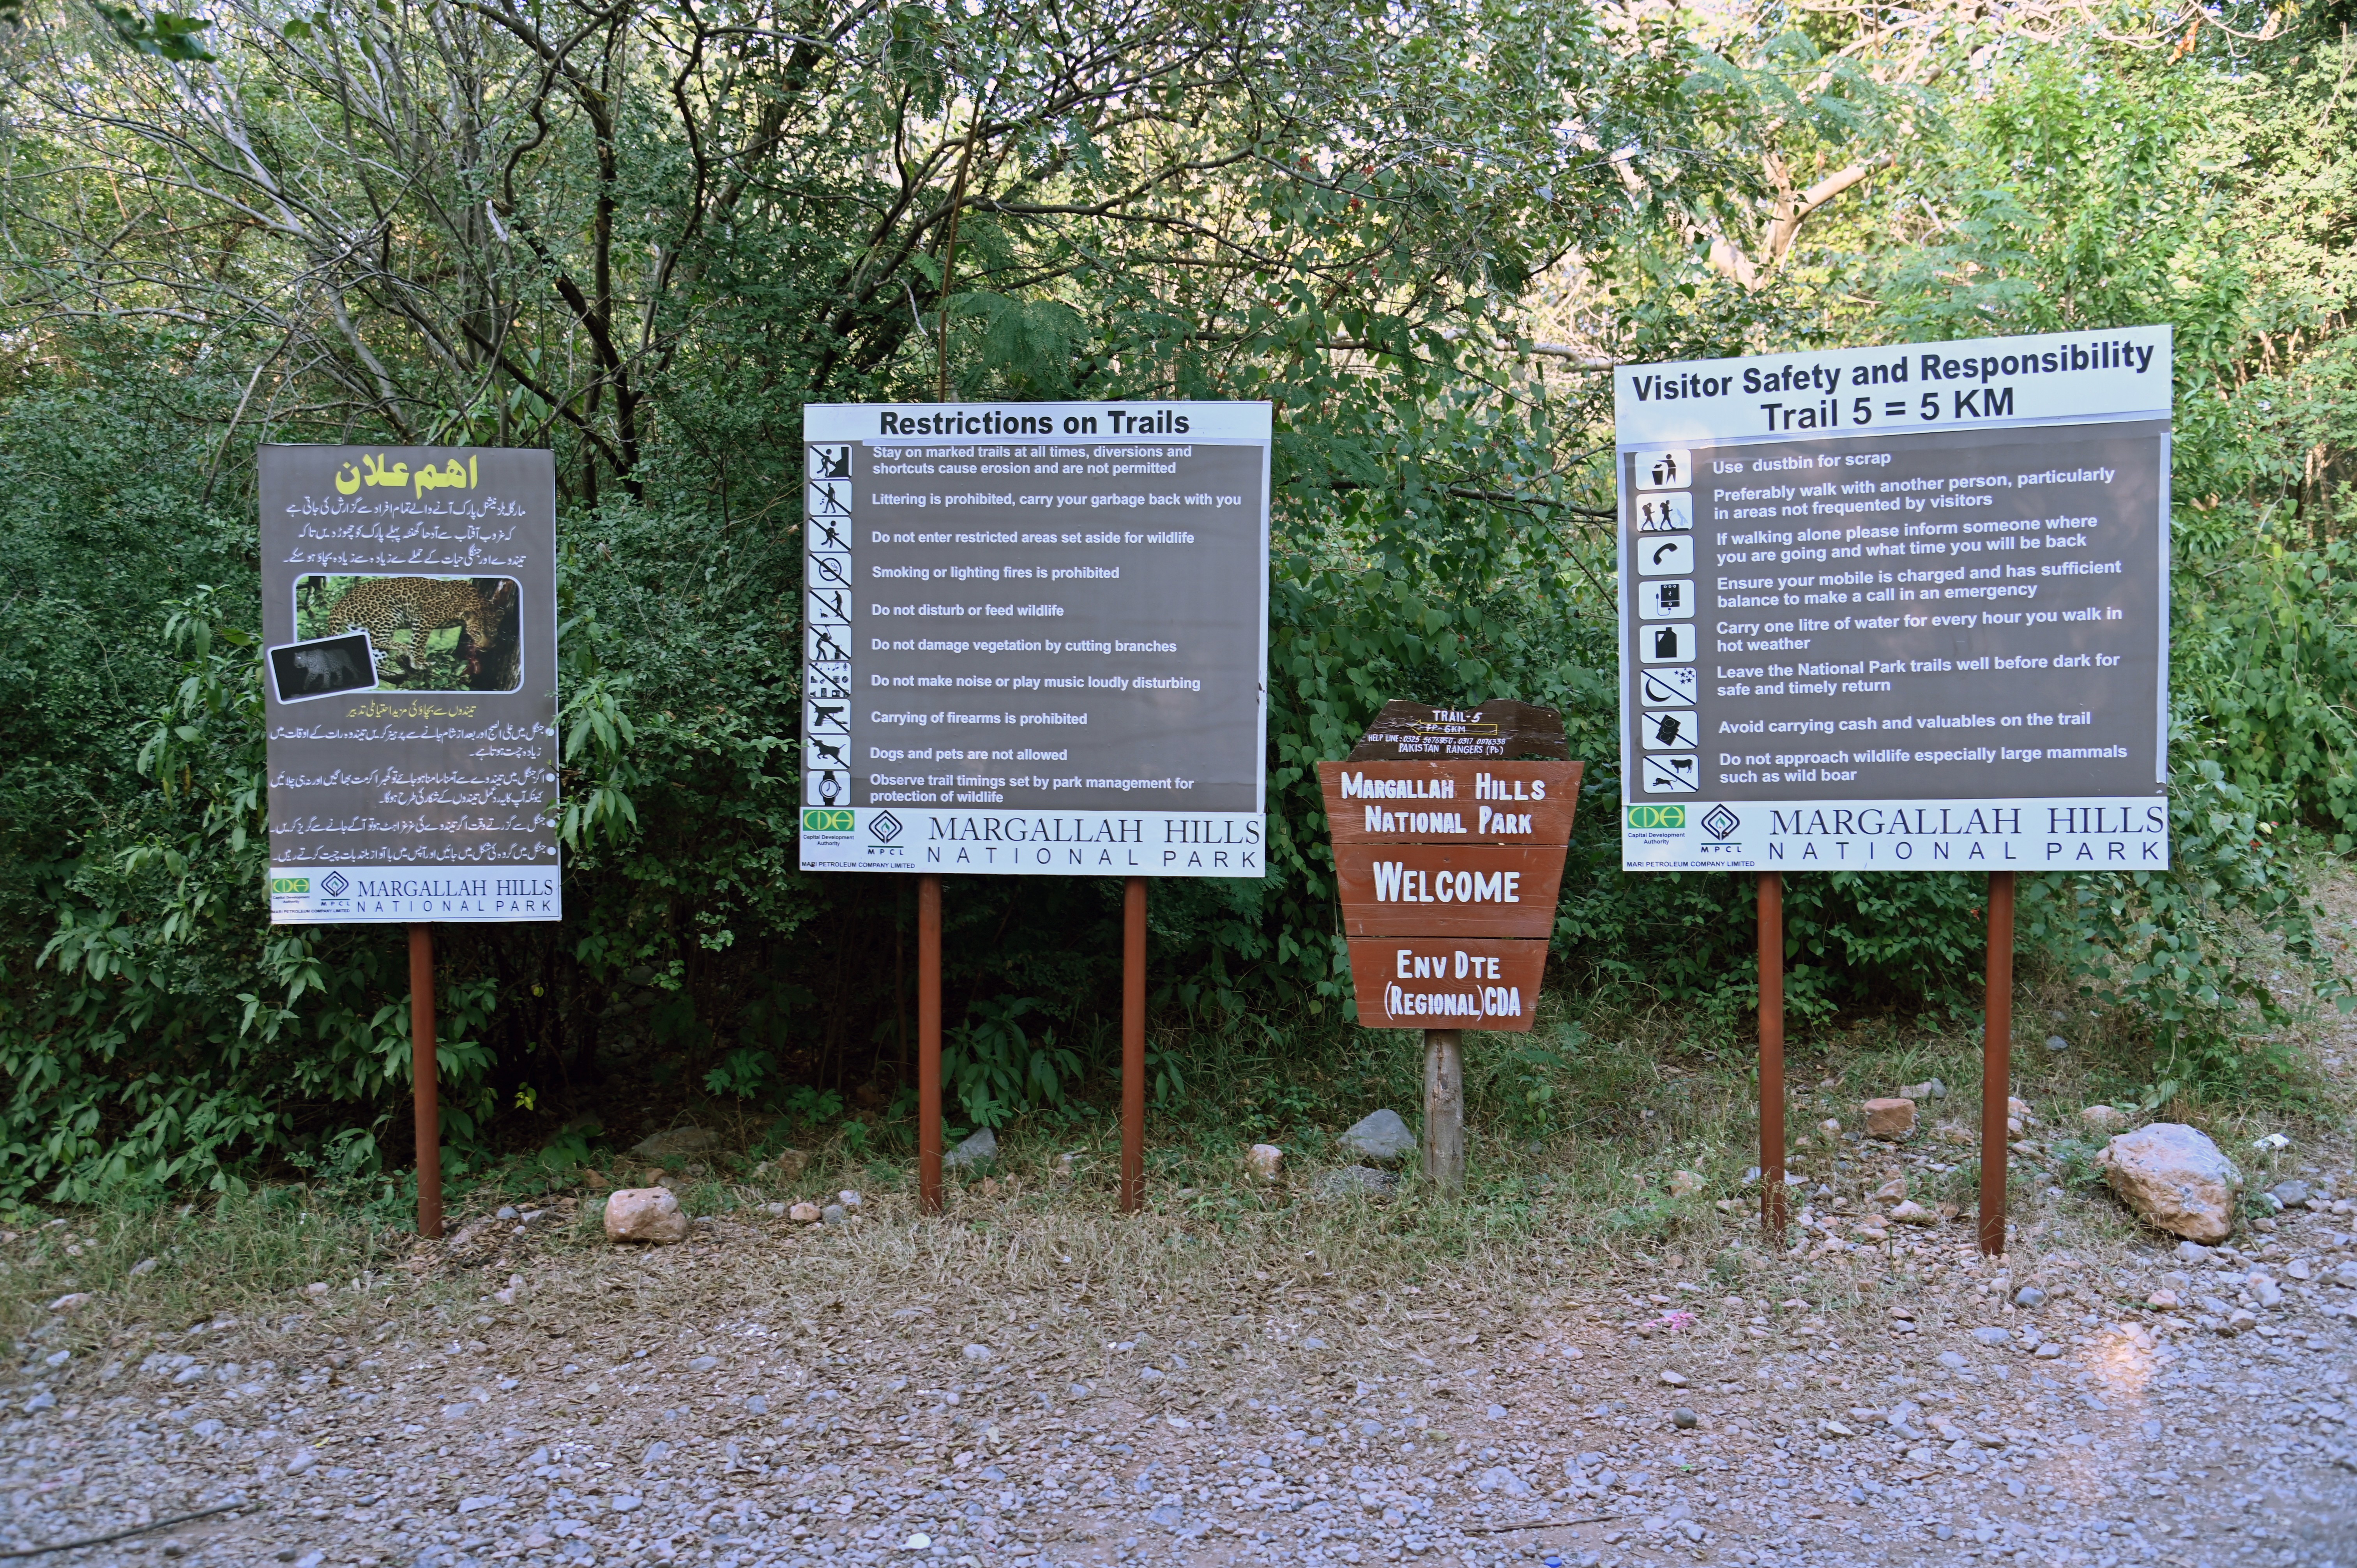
[1,0,2351,1200]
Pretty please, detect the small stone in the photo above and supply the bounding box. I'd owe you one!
[496,1205,520,1220]
[744,1394,769,1415]
[688,1354,719,1372]
[1972,1326,2013,1346]
[1245,1144,1284,1182]
[2226,1308,2258,1333]
[603,1188,689,1245]
[1659,1370,1689,1387]
[2176,1240,2215,1264]
[821,1204,849,1226]
[2044,1034,2069,1054]
[627,1126,723,1160]
[1339,1109,1417,1164]
[1475,1467,1532,1497]
[2079,1105,2129,1133]
[2013,1285,2047,1308]
[903,1534,932,1550]
[1486,1403,1507,1420]
[1669,1169,1704,1197]
[788,1202,822,1224]
[2270,1179,2311,1207]
[2287,1259,2312,1282]
[2033,1341,2065,1360]
[2253,1278,2285,1308]
[2098,1124,2242,1243]
[962,1343,993,1362]
[1671,1408,1699,1429]
[838,1189,862,1208]
[945,1127,998,1170]
[1873,1177,1908,1202]
[1888,1200,1936,1226]
[1820,1118,1842,1136]
[304,1281,330,1297]
[1148,1502,1184,1528]
[1311,1166,1399,1200]
[129,1257,158,1277]
[1862,1099,1917,1139]
[46,1292,93,1314]
[769,1147,810,1180]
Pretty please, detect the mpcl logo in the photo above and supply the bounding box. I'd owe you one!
[1701,805,1740,840]
[1626,804,1686,830]
[869,810,904,843]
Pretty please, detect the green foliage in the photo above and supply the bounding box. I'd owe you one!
[0,0,2353,1197]
[942,998,1083,1130]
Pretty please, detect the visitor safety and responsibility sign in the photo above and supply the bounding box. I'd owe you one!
[797,402,1270,876]
[1614,326,2171,872]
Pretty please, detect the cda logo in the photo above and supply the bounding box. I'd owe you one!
[802,808,855,833]
[270,876,310,895]
[1626,804,1686,830]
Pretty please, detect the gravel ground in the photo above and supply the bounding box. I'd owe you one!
[6,1177,2355,1568]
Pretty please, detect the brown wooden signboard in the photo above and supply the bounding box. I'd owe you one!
[1321,759,1580,845]
[1330,842,1568,939]
[1318,755,1582,1021]
[1345,937,1548,1030]
[1346,699,1570,762]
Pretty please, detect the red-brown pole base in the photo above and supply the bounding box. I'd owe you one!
[918,875,944,1216]
[1979,871,2016,1256]
[409,923,442,1240]
[1120,877,1147,1213]
[1758,873,1787,1239]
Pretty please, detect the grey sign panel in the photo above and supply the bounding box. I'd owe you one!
[797,403,1270,877]
[260,445,560,922]
[1615,327,2172,872]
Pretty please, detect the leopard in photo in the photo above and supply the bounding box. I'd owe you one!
[324,576,514,684]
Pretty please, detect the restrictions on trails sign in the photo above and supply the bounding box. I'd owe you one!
[797,402,1270,877]
[1614,325,2172,873]
[261,445,560,923]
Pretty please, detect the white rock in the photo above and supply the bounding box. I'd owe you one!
[46,1292,93,1314]
[1245,1144,1284,1182]
[789,1202,823,1224]
[1339,1109,1416,1164]
[838,1189,863,1208]
[602,1188,689,1245]
[2096,1123,2242,1243]
[2079,1105,2129,1133]
[945,1128,998,1169]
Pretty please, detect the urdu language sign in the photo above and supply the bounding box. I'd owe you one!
[1613,325,2172,874]
[260,445,561,923]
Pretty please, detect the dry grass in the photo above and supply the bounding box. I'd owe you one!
[9,860,2353,1375]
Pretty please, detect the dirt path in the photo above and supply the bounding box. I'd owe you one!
[6,1171,2354,1568]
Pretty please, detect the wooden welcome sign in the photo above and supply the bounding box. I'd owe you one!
[1318,706,1583,1034]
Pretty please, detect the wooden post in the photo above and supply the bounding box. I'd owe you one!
[1120,876,1147,1213]
[409,923,442,1240]
[918,874,944,1215]
[1757,873,1786,1238]
[1979,870,2016,1256]
[1423,1028,1465,1193]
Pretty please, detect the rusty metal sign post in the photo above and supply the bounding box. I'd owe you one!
[795,402,1271,1213]
[1320,701,1581,1193]
[258,445,562,1241]
[1615,328,2175,1257]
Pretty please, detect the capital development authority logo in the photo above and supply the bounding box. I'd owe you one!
[869,810,904,843]
[1626,804,1685,830]
[1701,804,1740,840]
[319,870,350,898]
[802,808,855,832]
